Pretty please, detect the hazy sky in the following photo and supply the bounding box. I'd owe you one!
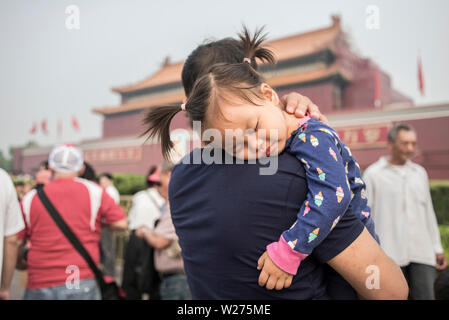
[1,0,448,156]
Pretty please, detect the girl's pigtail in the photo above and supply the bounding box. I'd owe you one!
[238,26,276,66]
[142,105,183,159]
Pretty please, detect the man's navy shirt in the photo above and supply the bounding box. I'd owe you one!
[169,148,364,299]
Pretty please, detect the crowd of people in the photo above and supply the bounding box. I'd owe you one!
[0,124,448,300]
[0,143,187,300]
[0,27,448,301]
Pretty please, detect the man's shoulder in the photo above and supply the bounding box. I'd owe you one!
[73,177,103,191]
[0,168,9,181]
[408,161,428,178]
[133,190,148,199]
[364,158,387,176]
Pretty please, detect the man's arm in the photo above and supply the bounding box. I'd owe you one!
[99,189,128,231]
[421,170,447,270]
[107,217,128,231]
[0,234,21,300]
[136,227,171,249]
[327,228,409,300]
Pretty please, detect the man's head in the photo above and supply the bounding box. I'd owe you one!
[79,161,98,182]
[99,173,114,188]
[387,123,417,165]
[15,181,25,200]
[48,144,84,177]
[155,161,174,200]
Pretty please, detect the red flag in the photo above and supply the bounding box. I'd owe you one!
[30,122,37,134]
[418,55,425,95]
[41,119,48,135]
[72,115,80,132]
[57,119,62,138]
[374,65,382,107]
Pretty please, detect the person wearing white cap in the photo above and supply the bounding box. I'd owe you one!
[17,144,128,300]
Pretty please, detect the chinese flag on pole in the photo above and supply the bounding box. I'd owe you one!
[374,65,382,107]
[30,122,37,134]
[57,119,62,138]
[41,119,48,135]
[418,55,425,95]
[72,115,80,132]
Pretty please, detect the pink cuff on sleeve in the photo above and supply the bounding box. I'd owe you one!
[266,236,309,275]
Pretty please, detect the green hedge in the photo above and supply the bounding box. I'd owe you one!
[438,225,449,259]
[430,180,449,225]
[112,173,146,195]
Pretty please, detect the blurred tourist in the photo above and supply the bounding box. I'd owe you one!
[364,123,447,300]
[98,173,120,278]
[121,165,165,300]
[0,168,25,300]
[136,162,190,300]
[17,144,127,300]
[14,181,26,201]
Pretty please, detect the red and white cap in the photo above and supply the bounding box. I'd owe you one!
[48,143,84,173]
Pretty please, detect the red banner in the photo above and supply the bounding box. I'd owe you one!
[334,123,392,150]
[83,146,142,163]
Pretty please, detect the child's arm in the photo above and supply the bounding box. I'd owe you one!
[264,119,352,277]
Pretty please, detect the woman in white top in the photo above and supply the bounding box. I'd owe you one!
[121,166,166,300]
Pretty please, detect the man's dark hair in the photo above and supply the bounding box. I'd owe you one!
[40,161,49,170]
[99,172,114,181]
[80,161,98,182]
[388,123,416,143]
[15,181,25,187]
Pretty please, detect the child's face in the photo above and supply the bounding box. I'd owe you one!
[208,84,289,160]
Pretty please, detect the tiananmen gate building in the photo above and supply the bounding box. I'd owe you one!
[13,16,449,179]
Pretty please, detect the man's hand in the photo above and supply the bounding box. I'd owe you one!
[280,92,329,124]
[257,251,293,290]
[436,253,447,271]
[135,226,150,239]
[0,289,10,300]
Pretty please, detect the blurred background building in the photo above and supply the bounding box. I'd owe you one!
[12,16,449,178]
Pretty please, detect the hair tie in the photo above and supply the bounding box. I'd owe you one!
[243,57,251,64]
[180,103,186,111]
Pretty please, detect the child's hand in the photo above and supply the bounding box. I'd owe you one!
[257,251,293,290]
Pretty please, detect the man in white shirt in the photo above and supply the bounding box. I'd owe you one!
[363,123,447,300]
[0,168,25,300]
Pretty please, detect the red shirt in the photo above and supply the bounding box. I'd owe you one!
[18,178,126,289]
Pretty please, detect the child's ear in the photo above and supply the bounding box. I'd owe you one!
[259,83,280,105]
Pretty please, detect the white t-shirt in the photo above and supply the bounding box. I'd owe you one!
[105,185,120,204]
[0,168,25,284]
[128,188,165,230]
[363,156,443,267]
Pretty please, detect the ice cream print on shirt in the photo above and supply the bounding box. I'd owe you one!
[266,117,377,277]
